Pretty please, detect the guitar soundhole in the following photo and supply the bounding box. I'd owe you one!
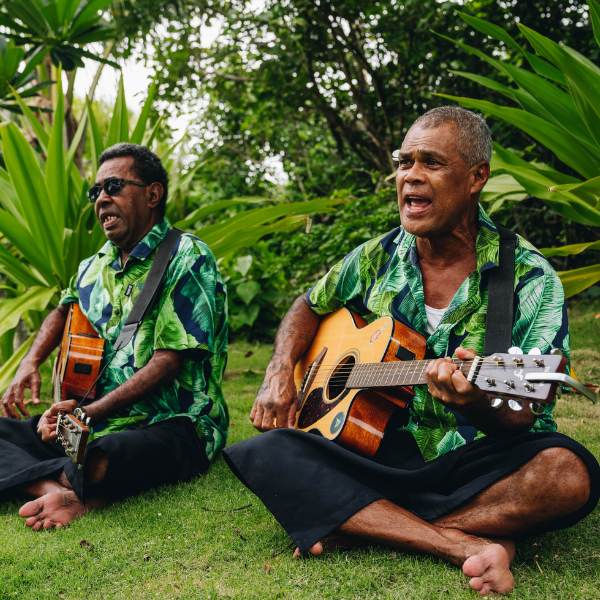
[326,354,356,400]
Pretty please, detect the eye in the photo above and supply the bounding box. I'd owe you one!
[105,180,122,195]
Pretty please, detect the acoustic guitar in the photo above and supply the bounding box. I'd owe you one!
[51,303,105,464]
[293,308,593,458]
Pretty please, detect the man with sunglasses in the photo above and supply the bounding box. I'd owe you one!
[0,143,228,529]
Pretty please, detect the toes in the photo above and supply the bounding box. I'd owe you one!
[309,542,323,556]
[43,519,55,530]
[468,576,485,592]
[293,547,302,559]
[19,500,42,518]
[463,554,488,578]
[32,520,44,532]
[25,516,40,528]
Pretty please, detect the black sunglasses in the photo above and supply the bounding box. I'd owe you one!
[87,178,150,203]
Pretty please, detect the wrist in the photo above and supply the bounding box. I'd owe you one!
[266,360,295,375]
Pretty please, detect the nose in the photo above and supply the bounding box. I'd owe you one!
[403,162,426,184]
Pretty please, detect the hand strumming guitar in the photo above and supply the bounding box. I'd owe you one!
[37,400,79,442]
[250,295,322,432]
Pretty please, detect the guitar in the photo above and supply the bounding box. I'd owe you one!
[293,308,595,458]
[51,303,105,464]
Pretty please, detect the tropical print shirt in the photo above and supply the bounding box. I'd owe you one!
[307,205,569,463]
[60,218,229,462]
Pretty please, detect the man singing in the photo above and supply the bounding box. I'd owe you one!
[223,107,600,596]
[0,143,228,529]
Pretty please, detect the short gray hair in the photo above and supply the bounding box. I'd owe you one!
[411,106,492,166]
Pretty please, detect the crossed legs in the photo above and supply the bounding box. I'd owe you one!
[294,447,591,596]
[17,449,108,530]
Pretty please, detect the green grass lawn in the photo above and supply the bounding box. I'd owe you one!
[2,302,600,599]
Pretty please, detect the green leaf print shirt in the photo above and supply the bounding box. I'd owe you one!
[307,205,570,463]
[60,218,228,462]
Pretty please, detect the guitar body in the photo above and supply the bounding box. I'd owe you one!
[52,303,105,404]
[294,308,427,457]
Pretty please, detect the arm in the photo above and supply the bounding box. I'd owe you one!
[1,305,68,420]
[426,347,536,438]
[39,349,184,441]
[250,295,321,431]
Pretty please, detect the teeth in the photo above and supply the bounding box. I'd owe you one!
[103,216,117,224]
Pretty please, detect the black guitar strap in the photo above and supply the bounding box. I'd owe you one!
[113,227,184,351]
[483,225,518,356]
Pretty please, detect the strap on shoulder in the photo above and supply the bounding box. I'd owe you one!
[113,228,184,351]
[483,225,518,356]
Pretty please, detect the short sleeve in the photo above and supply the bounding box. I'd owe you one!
[153,236,226,357]
[59,272,80,307]
[306,232,397,317]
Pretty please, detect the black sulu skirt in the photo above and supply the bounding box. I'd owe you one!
[223,428,600,553]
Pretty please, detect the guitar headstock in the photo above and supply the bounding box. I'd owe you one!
[467,351,568,404]
[56,408,90,465]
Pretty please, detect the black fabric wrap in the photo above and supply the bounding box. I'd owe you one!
[223,429,600,553]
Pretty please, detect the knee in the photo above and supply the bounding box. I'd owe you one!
[536,448,591,511]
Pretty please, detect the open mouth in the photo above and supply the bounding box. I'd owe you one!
[101,214,120,228]
[404,194,432,213]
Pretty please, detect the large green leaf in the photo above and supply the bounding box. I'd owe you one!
[558,264,600,298]
[0,334,35,394]
[45,66,67,230]
[130,79,157,145]
[174,197,269,229]
[106,74,129,147]
[541,241,600,258]
[0,286,56,338]
[0,123,64,281]
[435,94,600,180]
[518,25,600,150]
[87,97,105,180]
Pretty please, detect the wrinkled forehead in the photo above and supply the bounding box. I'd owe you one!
[96,156,137,183]
[399,123,461,160]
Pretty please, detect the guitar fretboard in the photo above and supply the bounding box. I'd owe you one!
[345,359,472,389]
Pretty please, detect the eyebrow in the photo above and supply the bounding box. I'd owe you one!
[398,149,447,161]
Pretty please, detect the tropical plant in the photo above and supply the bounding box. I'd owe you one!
[0,71,159,389]
[0,0,117,71]
[0,36,53,114]
[436,4,600,297]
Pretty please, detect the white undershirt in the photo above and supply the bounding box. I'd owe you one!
[424,304,447,335]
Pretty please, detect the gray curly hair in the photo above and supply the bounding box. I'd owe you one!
[409,106,492,166]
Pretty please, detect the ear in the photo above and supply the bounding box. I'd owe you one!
[470,161,490,196]
[147,182,164,210]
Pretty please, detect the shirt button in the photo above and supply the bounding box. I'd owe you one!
[116,272,123,279]
[114,308,121,316]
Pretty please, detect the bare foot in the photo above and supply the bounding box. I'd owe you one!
[462,540,516,596]
[18,491,98,530]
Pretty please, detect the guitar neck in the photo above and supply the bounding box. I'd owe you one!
[345,359,473,389]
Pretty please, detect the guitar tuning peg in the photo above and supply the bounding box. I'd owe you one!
[85,417,91,426]
[508,399,524,411]
[550,348,563,356]
[490,397,503,409]
[528,347,542,355]
[530,402,545,415]
[508,347,523,355]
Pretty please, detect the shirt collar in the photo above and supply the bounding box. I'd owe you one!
[396,204,502,274]
[97,218,171,264]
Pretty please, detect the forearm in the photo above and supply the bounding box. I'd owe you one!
[266,295,321,374]
[455,392,537,438]
[23,305,68,367]
[84,349,184,424]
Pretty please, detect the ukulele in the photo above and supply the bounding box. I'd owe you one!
[293,308,595,458]
[51,303,105,464]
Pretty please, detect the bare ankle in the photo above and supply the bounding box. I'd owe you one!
[19,477,69,498]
